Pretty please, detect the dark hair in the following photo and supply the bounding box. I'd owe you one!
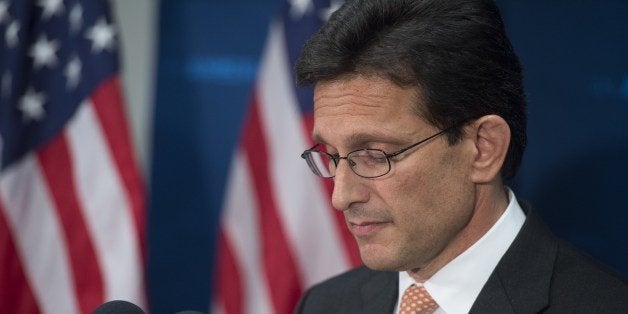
[296,0,526,179]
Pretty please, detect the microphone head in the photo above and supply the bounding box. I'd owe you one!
[92,300,145,314]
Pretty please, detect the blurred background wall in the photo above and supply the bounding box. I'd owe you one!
[112,0,627,312]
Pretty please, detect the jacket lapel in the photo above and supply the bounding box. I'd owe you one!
[471,203,556,313]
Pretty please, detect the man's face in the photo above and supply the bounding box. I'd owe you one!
[312,75,476,272]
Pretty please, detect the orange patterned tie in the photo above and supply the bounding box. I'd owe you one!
[398,284,439,314]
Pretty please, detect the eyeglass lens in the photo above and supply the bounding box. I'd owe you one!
[305,149,390,178]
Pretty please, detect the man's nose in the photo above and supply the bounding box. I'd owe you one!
[331,160,369,211]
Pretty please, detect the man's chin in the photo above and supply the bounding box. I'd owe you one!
[358,246,401,271]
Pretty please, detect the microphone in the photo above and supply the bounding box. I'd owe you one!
[92,300,145,314]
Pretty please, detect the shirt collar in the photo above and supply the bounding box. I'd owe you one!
[397,188,526,314]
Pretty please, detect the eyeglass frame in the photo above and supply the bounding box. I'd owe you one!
[301,124,459,179]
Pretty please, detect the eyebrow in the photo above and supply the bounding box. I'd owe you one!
[311,132,325,144]
[312,131,406,148]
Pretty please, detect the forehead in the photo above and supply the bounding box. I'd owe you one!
[312,75,424,144]
[313,75,417,113]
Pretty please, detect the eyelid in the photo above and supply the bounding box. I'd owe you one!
[331,144,391,156]
[360,144,394,154]
[320,141,394,156]
[342,142,381,153]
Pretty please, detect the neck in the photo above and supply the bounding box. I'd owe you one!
[407,183,509,282]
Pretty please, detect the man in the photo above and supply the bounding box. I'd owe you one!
[294,0,628,313]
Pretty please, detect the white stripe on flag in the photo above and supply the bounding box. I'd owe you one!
[257,21,351,287]
[223,151,274,314]
[66,100,144,306]
[0,156,79,314]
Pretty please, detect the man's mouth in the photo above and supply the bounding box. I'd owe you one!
[348,220,391,237]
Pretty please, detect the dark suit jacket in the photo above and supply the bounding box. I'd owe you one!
[295,204,628,313]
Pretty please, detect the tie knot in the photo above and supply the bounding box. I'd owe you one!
[399,284,439,314]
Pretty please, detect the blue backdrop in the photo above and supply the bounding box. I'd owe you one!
[150,1,628,312]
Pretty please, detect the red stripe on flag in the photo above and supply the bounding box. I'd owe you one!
[0,201,40,314]
[215,231,243,314]
[242,95,303,313]
[90,76,146,259]
[302,113,363,267]
[37,134,104,314]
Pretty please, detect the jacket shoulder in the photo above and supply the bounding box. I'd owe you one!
[473,203,628,313]
[547,239,628,312]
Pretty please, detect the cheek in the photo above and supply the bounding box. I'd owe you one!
[387,161,441,211]
[376,168,438,226]
[381,148,473,223]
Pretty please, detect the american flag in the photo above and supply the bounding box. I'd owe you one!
[0,0,145,313]
[213,1,361,313]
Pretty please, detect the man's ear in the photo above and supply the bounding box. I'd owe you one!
[469,115,511,183]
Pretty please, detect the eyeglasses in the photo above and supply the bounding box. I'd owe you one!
[301,127,453,179]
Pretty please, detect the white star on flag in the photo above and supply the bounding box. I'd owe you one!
[69,3,83,34]
[38,0,65,20]
[85,18,115,52]
[5,20,20,48]
[30,34,59,69]
[289,0,313,20]
[18,88,47,121]
[64,55,82,89]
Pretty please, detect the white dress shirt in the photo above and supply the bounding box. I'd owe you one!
[394,188,526,314]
